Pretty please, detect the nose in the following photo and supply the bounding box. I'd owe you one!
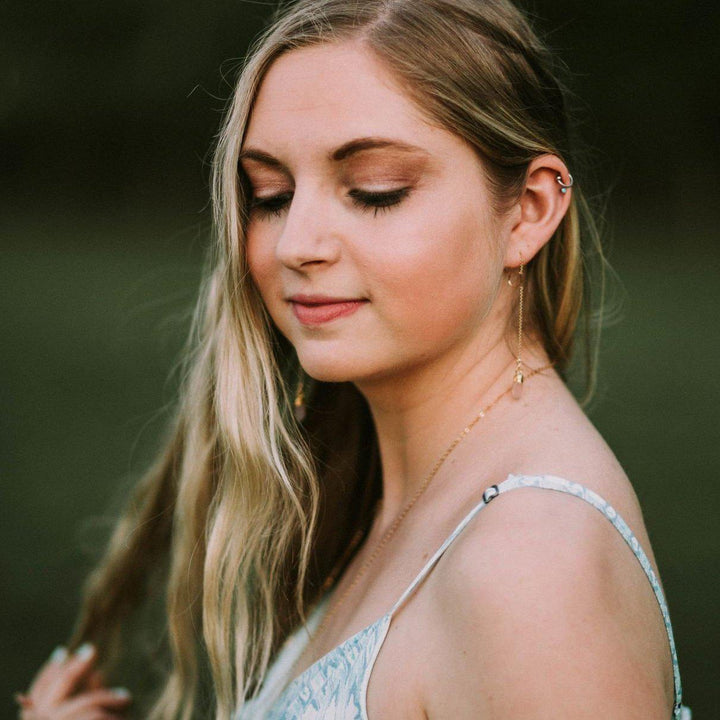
[274,184,342,270]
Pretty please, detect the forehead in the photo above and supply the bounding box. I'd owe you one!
[242,41,451,162]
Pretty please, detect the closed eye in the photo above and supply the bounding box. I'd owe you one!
[248,188,411,219]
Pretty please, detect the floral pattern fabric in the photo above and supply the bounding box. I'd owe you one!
[265,614,391,719]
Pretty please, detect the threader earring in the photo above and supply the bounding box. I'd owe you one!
[507,253,525,400]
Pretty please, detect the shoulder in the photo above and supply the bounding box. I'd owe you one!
[417,470,674,719]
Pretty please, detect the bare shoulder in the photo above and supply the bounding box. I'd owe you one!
[417,395,676,717]
[503,372,658,576]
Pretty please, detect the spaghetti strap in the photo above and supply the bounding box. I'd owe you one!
[388,473,517,615]
[387,472,685,718]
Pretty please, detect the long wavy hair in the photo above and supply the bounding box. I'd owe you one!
[67,1,614,718]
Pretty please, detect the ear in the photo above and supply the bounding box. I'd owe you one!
[502,154,573,268]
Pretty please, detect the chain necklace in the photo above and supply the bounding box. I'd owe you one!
[289,360,555,681]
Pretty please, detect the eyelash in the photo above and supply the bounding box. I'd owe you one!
[248,188,410,219]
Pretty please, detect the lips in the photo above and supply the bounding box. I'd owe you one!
[288,297,368,325]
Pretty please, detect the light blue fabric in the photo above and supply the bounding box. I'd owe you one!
[236,473,691,719]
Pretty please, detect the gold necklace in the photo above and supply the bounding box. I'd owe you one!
[291,361,554,679]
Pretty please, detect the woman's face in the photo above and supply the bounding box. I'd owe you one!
[241,41,510,386]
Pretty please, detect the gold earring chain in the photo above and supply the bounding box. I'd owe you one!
[509,258,525,399]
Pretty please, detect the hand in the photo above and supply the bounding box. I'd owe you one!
[15,644,133,720]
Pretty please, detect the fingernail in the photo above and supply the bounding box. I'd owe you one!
[49,645,68,663]
[75,642,95,660]
[111,687,131,699]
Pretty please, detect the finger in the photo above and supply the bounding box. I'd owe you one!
[59,711,128,720]
[27,645,70,696]
[59,712,126,720]
[57,688,132,718]
[14,692,33,708]
[14,692,39,720]
[46,643,99,704]
[84,668,106,691]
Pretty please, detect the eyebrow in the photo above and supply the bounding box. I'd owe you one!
[237,136,430,171]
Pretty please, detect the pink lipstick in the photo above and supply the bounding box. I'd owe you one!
[288,295,368,326]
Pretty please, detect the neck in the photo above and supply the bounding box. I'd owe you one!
[354,336,552,531]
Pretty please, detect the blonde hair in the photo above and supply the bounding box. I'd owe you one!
[68,1,614,718]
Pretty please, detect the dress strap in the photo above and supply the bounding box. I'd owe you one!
[388,472,518,615]
[387,472,684,716]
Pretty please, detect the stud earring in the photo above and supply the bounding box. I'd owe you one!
[507,253,525,400]
[294,372,306,422]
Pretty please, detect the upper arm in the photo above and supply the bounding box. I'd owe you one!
[420,487,672,719]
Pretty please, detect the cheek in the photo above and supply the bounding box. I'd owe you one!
[371,200,496,337]
[245,230,275,299]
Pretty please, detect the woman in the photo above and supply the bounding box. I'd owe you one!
[17,0,690,718]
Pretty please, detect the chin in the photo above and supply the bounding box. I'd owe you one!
[293,343,377,383]
[297,359,366,384]
[298,349,416,389]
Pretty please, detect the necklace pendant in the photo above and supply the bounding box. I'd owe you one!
[512,369,524,400]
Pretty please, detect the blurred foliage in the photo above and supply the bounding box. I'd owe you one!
[1,0,718,717]
[2,0,718,227]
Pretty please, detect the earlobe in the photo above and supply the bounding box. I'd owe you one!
[504,155,572,267]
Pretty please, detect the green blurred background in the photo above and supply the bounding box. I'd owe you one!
[2,0,718,716]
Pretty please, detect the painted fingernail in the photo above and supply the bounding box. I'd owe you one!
[111,687,132,699]
[75,642,95,660]
[49,645,68,663]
